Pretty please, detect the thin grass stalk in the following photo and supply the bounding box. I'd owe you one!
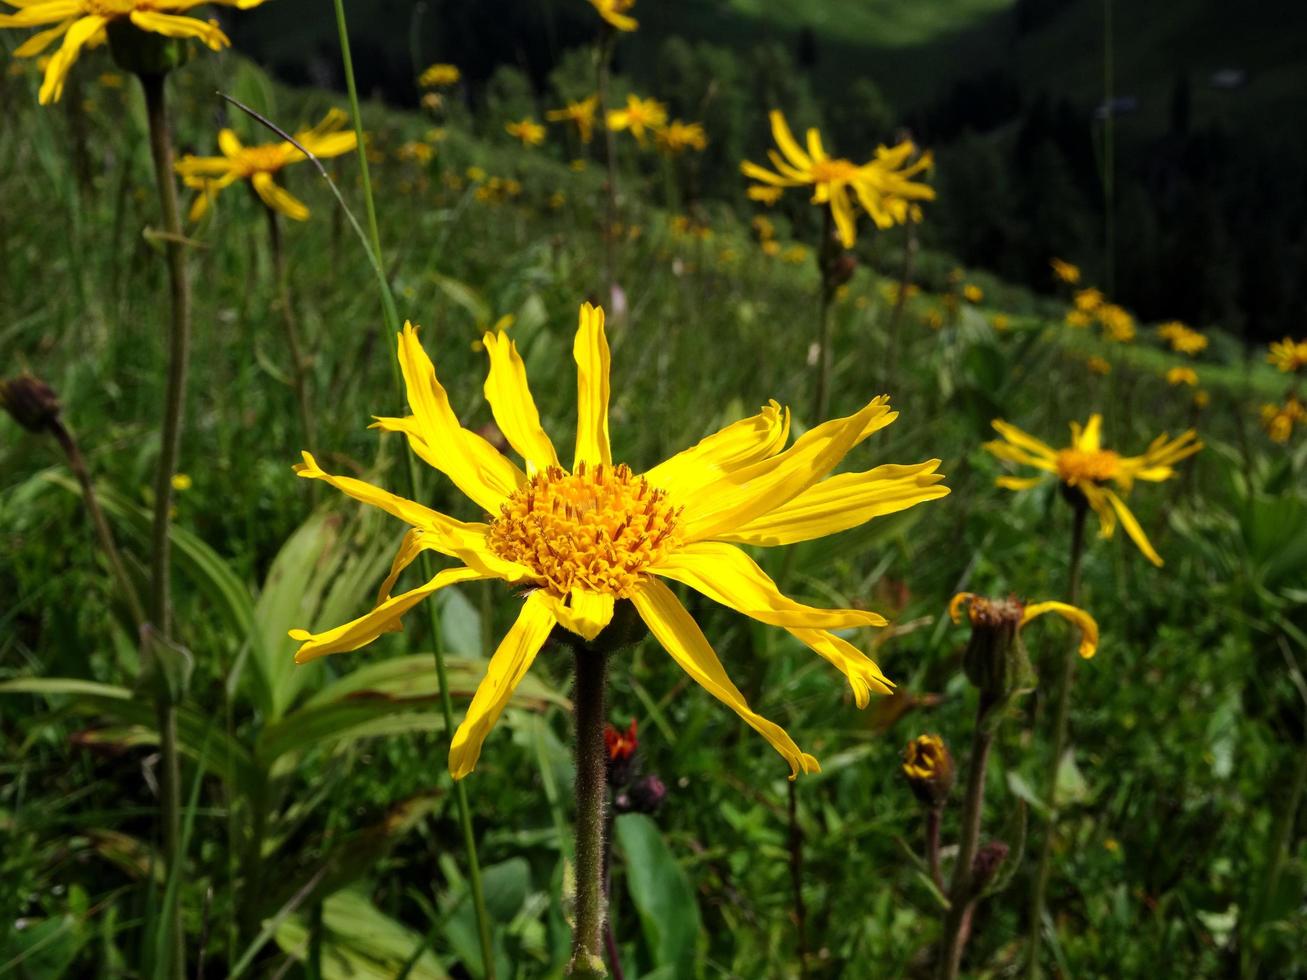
[263,204,318,466]
[1025,497,1089,979]
[937,694,996,980]
[324,3,496,974]
[885,218,918,393]
[787,778,810,979]
[570,645,609,980]
[812,207,836,421]
[139,67,191,980]
[595,30,618,306]
[1102,0,1115,295]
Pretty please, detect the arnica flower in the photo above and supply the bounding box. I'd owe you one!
[174,109,357,222]
[606,94,667,145]
[1261,398,1305,444]
[1158,321,1208,356]
[985,415,1201,566]
[588,0,636,31]
[1097,303,1135,343]
[505,117,546,147]
[0,0,264,104]
[962,284,983,304]
[418,62,459,88]
[1268,336,1307,374]
[751,215,776,242]
[396,140,435,165]
[289,304,951,779]
[1073,288,1104,313]
[654,119,707,155]
[1049,257,1081,284]
[747,184,783,206]
[1166,366,1198,387]
[901,733,953,808]
[740,110,934,249]
[1086,355,1111,376]
[546,95,599,144]
[1065,309,1093,329]
[949,593,1098,659]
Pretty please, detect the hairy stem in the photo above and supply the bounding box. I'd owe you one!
[1026,498,1088,979]
[571,647,609,979]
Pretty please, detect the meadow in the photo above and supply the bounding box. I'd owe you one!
[1,3,1305,978]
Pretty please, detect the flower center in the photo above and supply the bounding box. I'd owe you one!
[809,158,859,184]
[235,145,289,176]
[1055,448,1120,485]
[85,0,141,14]
[487,462,681,597]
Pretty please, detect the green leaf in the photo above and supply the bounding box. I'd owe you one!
[614,813,701,974]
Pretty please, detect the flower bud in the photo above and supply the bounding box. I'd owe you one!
[901,733,954,808]
[604,718,639,788]
[950,594,1035,712]
[615,774,667,815]
[107,19,190,78]
[0,373,61,433]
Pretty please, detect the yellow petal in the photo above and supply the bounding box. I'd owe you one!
[679,396,895,542]
[0,1,81,27]
[983,439,1058,472]
[481,330,559,472]
[539,588,615,642]
[13,17,73,56]
[290,565,486,663]
[643,400,789,500]
[572,303,612,469]
[251,171,309,221]
[990,419,1059,462]
[37,14,103,104]
[996,475,1046,491]
[376,528,426,606]
[217,128,244,158]
[1020,601,1099,658]
[128,9,228,49]
[829,189,857,248]
[785,627,893,708]
[630,578,819,779]
[719,460,949,546]
[396,323,524,513]
[948,592,976,623]
[652,541,885,629]
[1075,414,1103,452]
[768,110,812,171]
[1103,488,1163,566]
[448,591,556,779]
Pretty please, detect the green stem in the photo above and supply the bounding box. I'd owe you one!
[1026,498,1088,979]
[936,695,996,980]
[812,208,837,422]
[595,31,618,307]
[328,2,494,974]
[885,218,918,393]
[140,68,190,980]
[570,646,609,979]
[264,204,318,466]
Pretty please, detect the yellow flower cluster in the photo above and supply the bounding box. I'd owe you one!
[1261,398,1305,443]
[1268,337,1307,373]
[1158,321,1208,355]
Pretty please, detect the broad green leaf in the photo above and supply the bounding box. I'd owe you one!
[614,813,701,975]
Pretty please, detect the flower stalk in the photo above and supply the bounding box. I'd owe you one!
[571,644,610,979]
[1025,495,1089,978]
[594,30,619,307]
[140,65,191,980]
[263,204,318,466]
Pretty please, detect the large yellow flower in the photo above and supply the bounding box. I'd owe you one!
[290,304,950,779]
[546,95,599,144]
[985,415,1201,566]
[740,110,934,249]
[0,0,263,104]
[587,0,635,32]
[174,109,357,222]
[605,94,667,145]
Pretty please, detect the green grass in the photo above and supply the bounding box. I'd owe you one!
[2,40,1305,980]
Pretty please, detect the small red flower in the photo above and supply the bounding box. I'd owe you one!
[604,719,638,762]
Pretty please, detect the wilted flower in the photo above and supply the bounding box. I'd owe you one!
[0,373,60,432]
[606,94,667,144]
[290,304,951,779]
[1049,258,1080,284]
[505,117,546,147]
[175,109,357,221]
[1,0,267,104]
[985,415,1201,566]
[1268,337,1307,374]
[588,0,636,31]
[546,95,599,144]
[741,110,933,248]
[902,734,954,807]
[950,593,1098,660]
[419,62,459,88]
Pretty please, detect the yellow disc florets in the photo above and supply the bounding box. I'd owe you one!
[234,145,290,176]
[1055,448,1120,485]
[487,462,681,597]
[810,158,860,184]
[86,0,142,15]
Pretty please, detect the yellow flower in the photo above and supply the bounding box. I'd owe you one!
[1268,337,1307,373]
[548,191,566,209]
[741,110,934,248]
[175,109,357,222]
[654,119,707,155]
[1158,321,1208,356]
[396,140,434,164]
[97,70,122,87]
[419,63,459,88]
[1097,303,1135,342]
[1261,398,1305,443]
[606,94,667,145]
[505,117,546,147]
[170,472,192,491]
[949,593,1099,658]
[1065,310,1093,329]
[761,238,781,257]
[466,165,487,182]
[924,308,943,331]
[901,734,953,806]
[747,184,783,206]
[880,282,919,305]
[962,284,983,303]
[1193,390,1210,410]
[991,313,1010,332]
[546,95,599,144]
[1050,258,1081,284]
[1165,366,1197,387]
[1,0,266,104]
[569,158,588,172]
[781,244,808,265]
[1073,288,1104,313]
[588,0,635,31]
[751,215,776,241]
[1086,355,1111,376]
[985,415,1201,566]
[289,304,950,779]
